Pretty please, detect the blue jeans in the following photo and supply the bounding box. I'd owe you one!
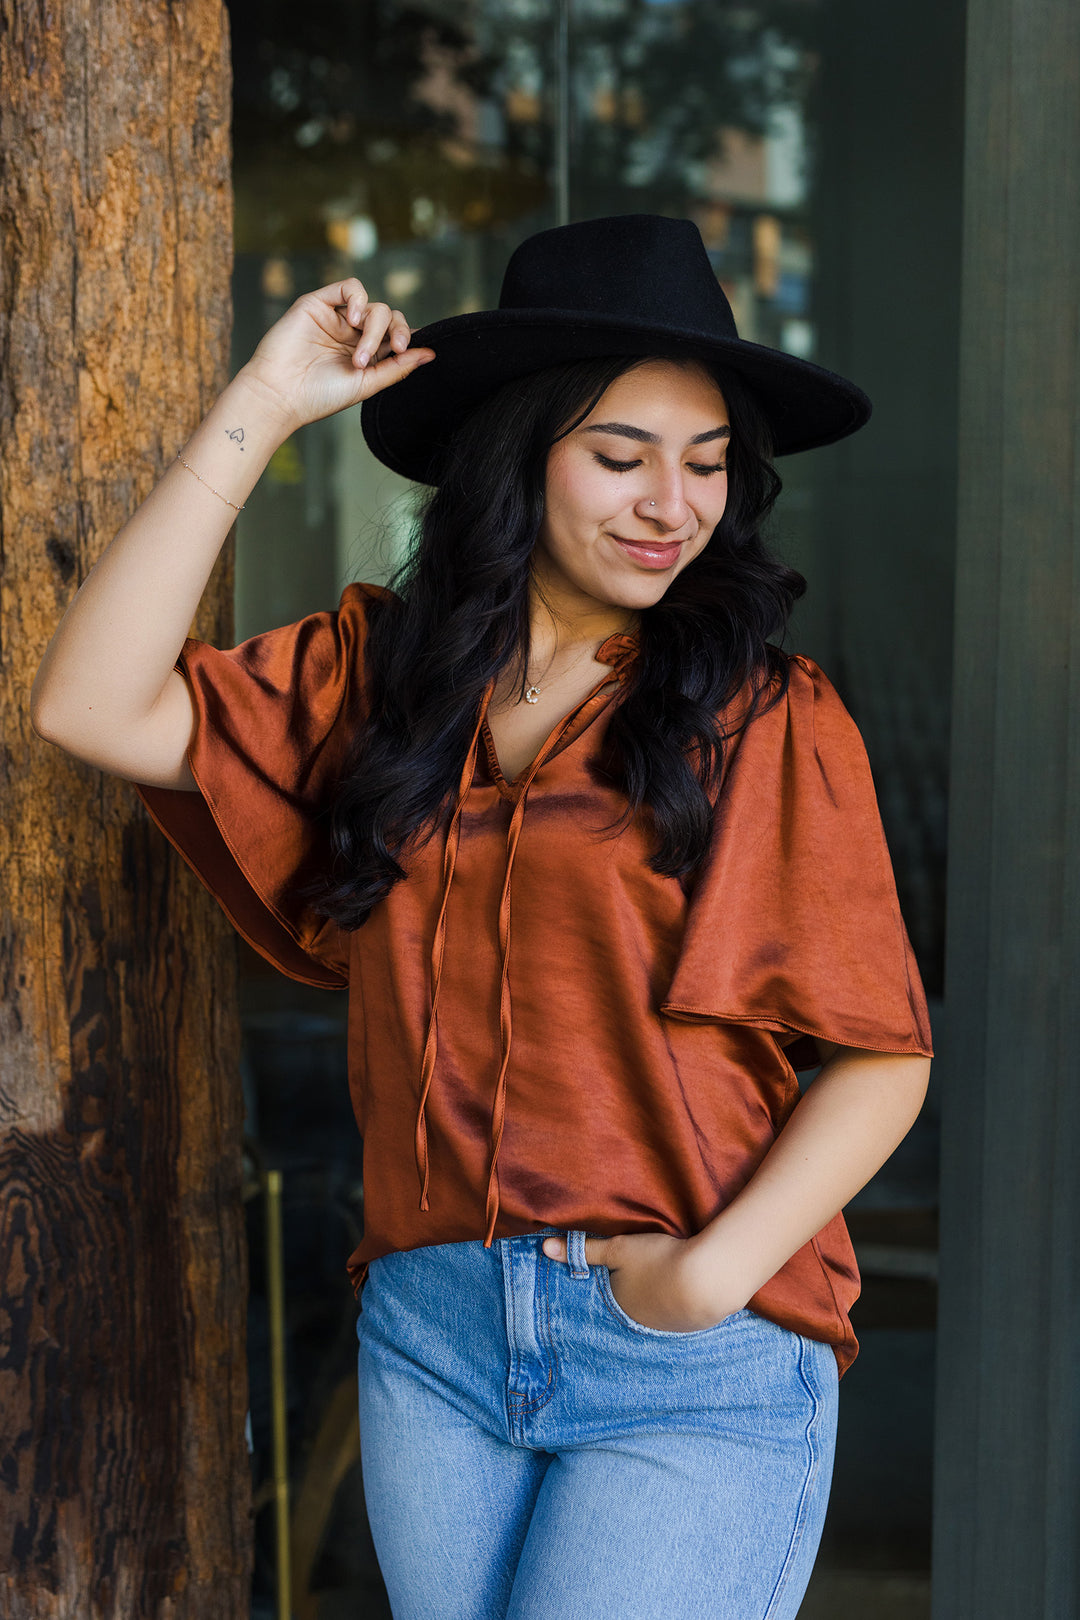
[356,1229,838,1620]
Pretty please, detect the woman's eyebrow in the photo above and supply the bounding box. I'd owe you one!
[585,421,660,443]
[584,422,731,445]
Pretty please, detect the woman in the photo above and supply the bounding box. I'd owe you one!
[31,215,932,1620]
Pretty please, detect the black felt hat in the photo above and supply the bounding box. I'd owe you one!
[361,214,871,484]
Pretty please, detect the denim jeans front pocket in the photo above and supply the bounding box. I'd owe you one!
[595,1263,754,1340]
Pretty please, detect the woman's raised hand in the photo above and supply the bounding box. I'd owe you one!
[238,277,435,435]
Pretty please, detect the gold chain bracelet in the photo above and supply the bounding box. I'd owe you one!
[175,451,246,512]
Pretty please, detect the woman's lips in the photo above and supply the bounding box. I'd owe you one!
[611,534,685,570]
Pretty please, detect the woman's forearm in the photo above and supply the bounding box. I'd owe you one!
[690,1047,932,1313]
[29,365,293,747]
[30,275,431,782]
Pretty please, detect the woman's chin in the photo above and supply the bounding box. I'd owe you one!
[591,568,681,612]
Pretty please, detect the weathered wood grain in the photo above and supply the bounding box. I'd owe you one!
[0,2,251,1615]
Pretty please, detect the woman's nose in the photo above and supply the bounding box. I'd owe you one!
[636,477,690,530]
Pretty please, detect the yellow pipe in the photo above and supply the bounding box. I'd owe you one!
[265,1169,291,1620]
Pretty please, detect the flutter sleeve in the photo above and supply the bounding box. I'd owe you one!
[135,581,389,989]
[662,654,934,1063]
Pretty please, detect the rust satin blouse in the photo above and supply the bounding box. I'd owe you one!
[137,581,933,1376]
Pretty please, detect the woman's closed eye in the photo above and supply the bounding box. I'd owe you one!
[592,452,726,477]
[594,452,643,472]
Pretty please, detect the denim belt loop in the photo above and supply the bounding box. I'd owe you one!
[566,1228,590,1279]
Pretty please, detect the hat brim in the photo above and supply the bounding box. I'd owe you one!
[361,307,872,484]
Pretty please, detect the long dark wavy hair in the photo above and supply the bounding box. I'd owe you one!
[310,353,805,930]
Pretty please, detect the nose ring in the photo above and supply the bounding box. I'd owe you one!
[649,500,655,506]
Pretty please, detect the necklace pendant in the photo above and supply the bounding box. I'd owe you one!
[524,684,540,704]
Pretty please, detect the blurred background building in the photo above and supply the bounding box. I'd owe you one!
[226,4,962,1615]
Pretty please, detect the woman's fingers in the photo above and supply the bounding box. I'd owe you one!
[372,311,414,363]
[241,279,431,426]
[353,301,394,368]
[309,276,370,313]
[389,310,414,356]
[296,278,371,335]
[541,1234,619,1267]
[298,283,417,367]
[360,343,436,395]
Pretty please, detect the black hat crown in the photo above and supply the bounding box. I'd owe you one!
[498,215,739,340]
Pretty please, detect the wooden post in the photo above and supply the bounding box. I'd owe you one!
[933,0,1080,1614]
[0,4,251,1616]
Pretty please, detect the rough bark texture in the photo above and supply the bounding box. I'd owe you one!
[0,3,250,1616]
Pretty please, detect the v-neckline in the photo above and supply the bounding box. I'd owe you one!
[480,677,621,801]
[478,627,639,800]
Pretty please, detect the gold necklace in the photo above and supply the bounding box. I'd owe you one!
[522,642,594,705]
